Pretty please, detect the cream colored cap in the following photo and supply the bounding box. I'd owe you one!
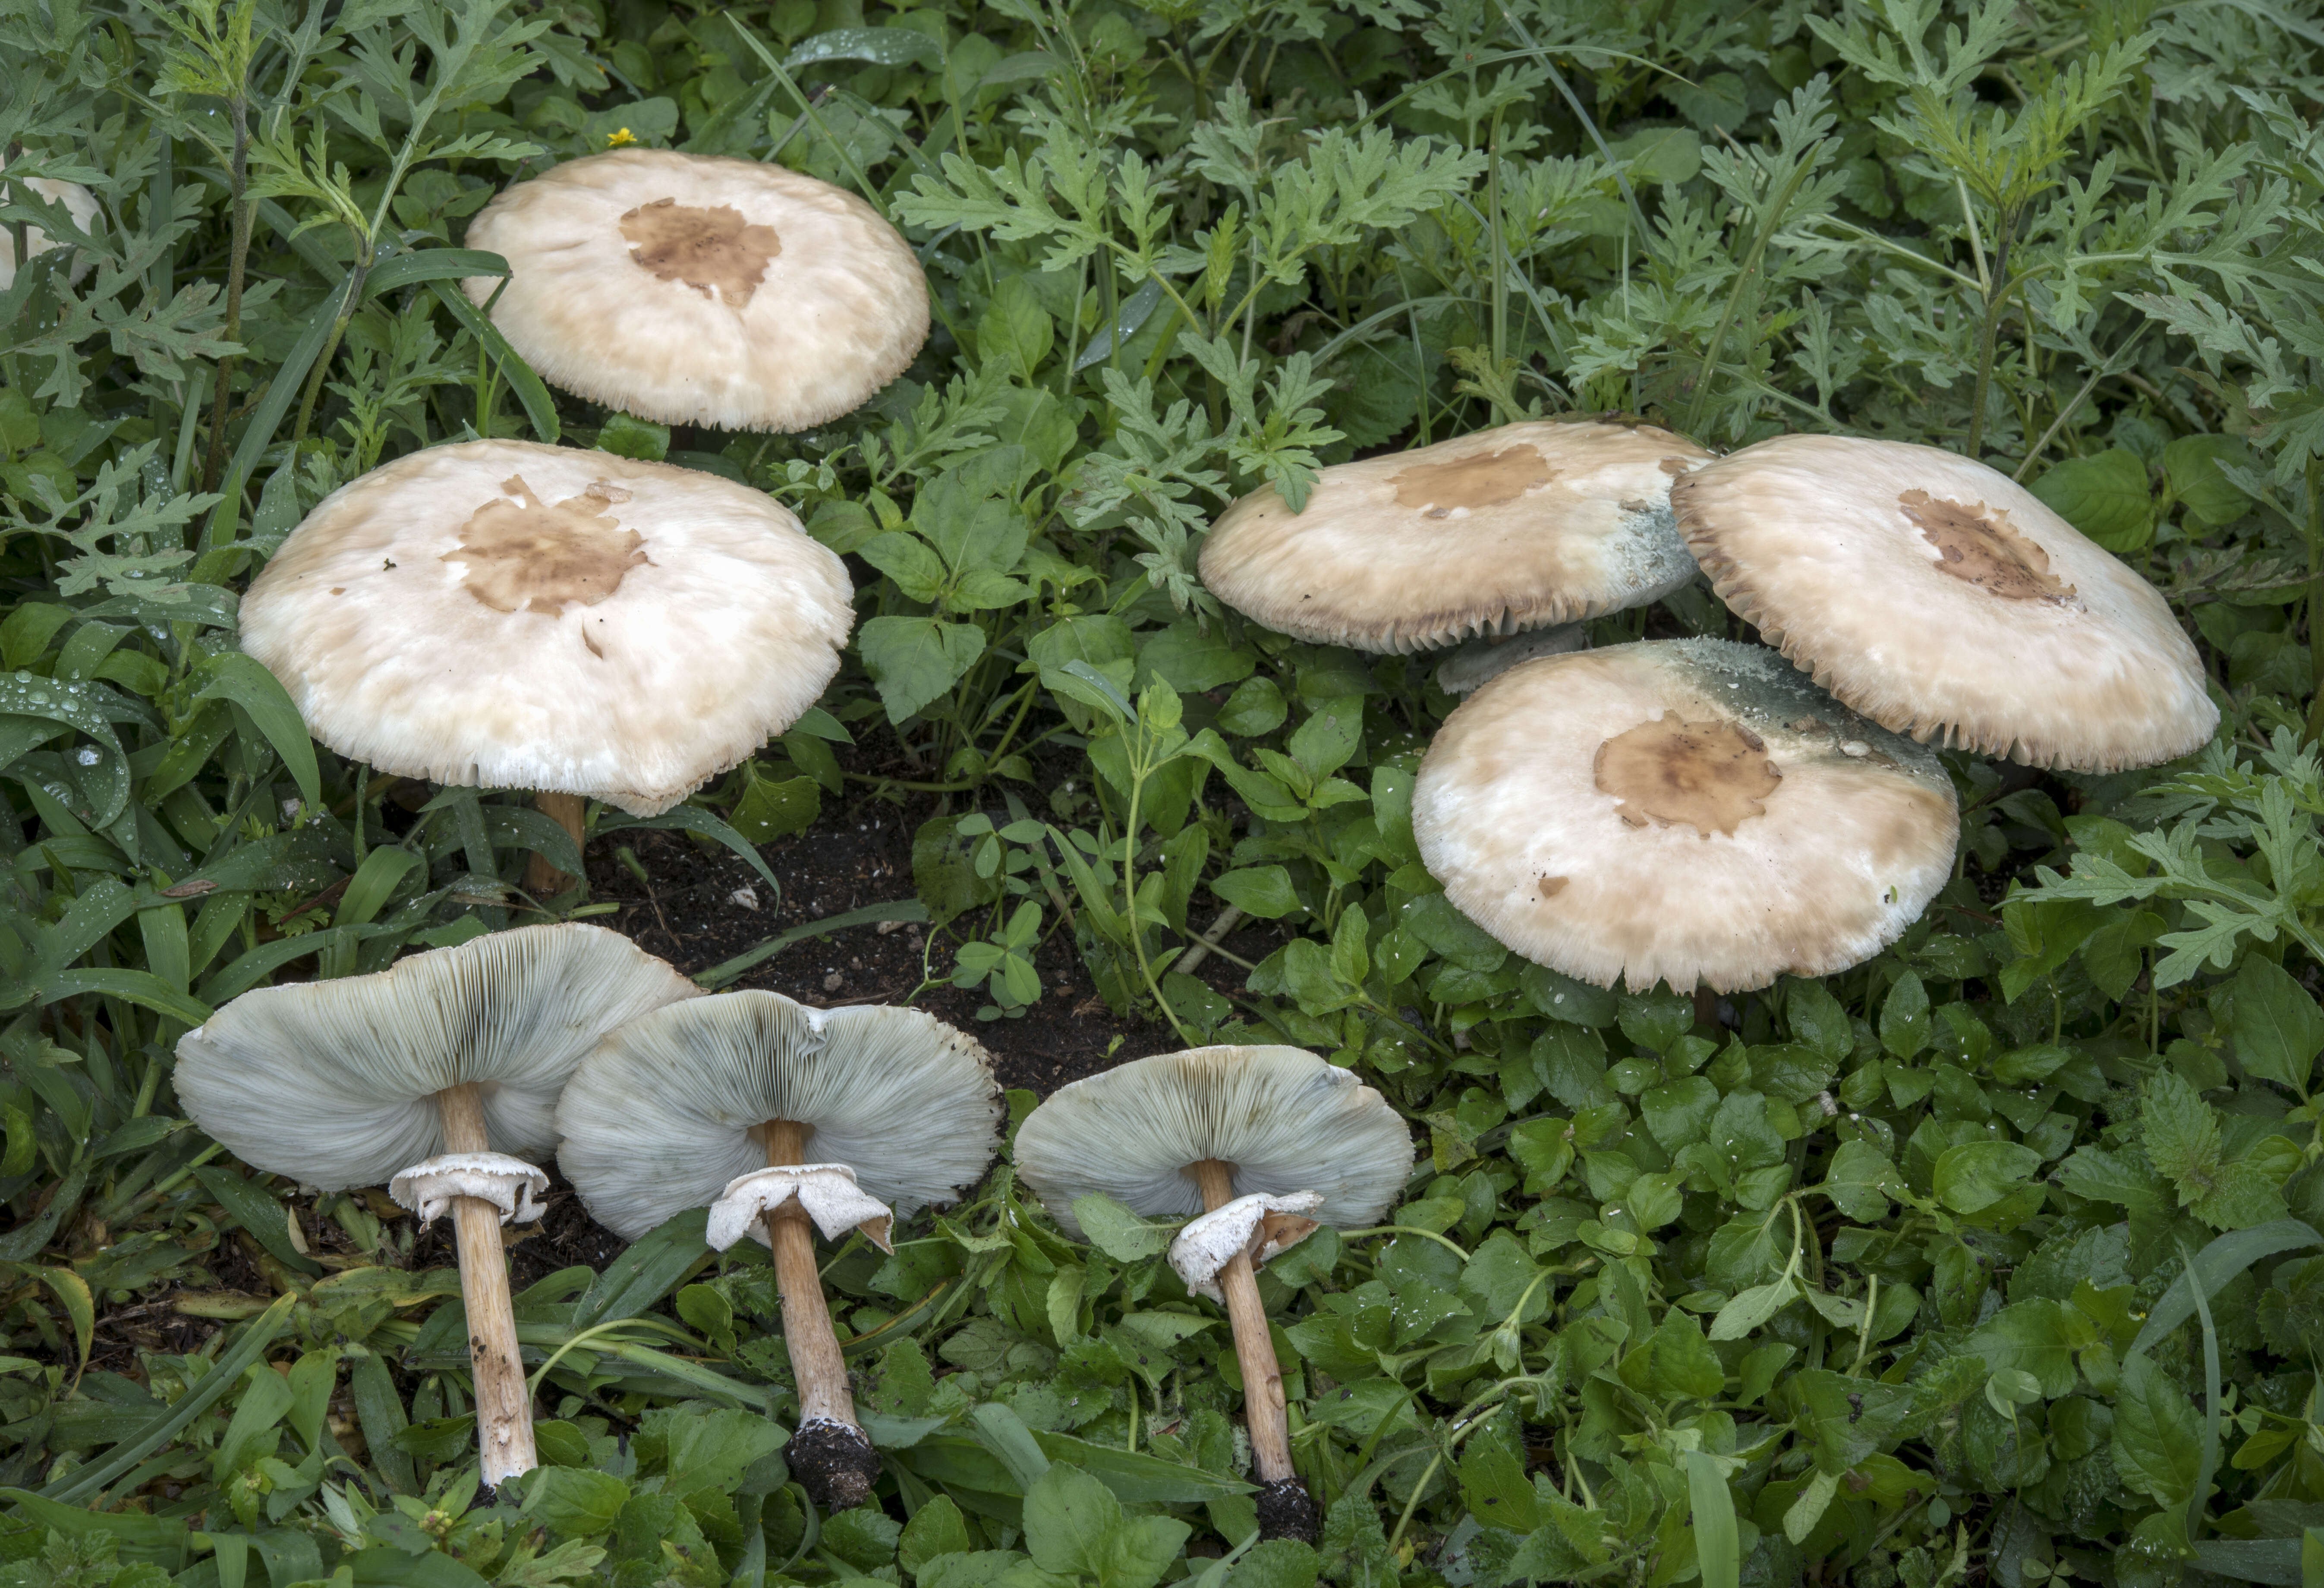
[174,923,699,1191]
[1197,418,1713,652]
[1413,638,1959,994]
[1012,1046,1414,1235]
[555,990,1003,1241]
[1672,435,2216,771]
[463,148,929,431]
[0,173,101,288]
[239,438,853,814]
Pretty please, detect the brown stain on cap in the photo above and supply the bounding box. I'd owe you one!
[1897,490,2075,602]
[619,197,781,308]
[445,474,651,617]
[1390,444,1551,518]
[1593,710,1782,838]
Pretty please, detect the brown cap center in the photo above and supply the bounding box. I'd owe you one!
[445,474,651,617]
[1593,710,1782,838]
[619,197,781,308]
[1897,490,2075,602]
[1391,444,1551,518]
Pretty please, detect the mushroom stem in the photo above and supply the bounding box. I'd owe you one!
[523,792,589,896]
[435,1082,538,1487]
[762,1119,879,1510]
[1190,1157,1313,1538]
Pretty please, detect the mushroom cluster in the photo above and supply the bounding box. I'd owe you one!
[176,936,1005,1502]
[1200,424,2215,995]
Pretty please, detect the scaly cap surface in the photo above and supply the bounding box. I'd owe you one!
[1672,435,2216,771]
[464,149,929,431]
[1412,637,1959,993]
[239,438,853,815]
[1198,419,1712,652]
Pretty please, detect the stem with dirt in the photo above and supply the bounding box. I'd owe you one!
[435,1081,537,1487]
[1189,1158,1315,1542]
[762,1119,879,1511]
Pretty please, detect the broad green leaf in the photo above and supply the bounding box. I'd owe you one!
[2113,1352,2201,1506]
[860,614,988,724]
[2029,447,2153,551]
[2228,954,2324,1095]
[1209,866,1301,919]
[1933,1140,2042,1214]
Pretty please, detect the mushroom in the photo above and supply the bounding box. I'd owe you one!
[172,923,699,1486]
[1670,434,2217,771]
[463,148,929,432]
[554,991,1002,1511]
[0,162,101,289]
[1197,418,1713,658]
[238,437,852,892]
[1012,1046,1414,1543]
[1413,636,1959,994]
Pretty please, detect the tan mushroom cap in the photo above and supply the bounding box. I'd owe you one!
[1198,418,1713,653]
[240,438,852,815]
[463,149,929,432]
[1413,638,1959,994]
[1672,435,2217,771]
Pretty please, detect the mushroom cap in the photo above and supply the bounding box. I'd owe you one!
[1197,419,1713,653]
[1012,1046,1414,1237]
[554,991,1003,1240]
[1412,637,1959,994]
[1672,435,2217,771]
[239,438,853,816]
[463,149,929,432]
[173,923,699,1191]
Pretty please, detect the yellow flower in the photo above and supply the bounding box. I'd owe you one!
[607,127,636,147]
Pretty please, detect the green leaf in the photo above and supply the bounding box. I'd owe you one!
[1023,1464,1121,1575]
[40,1293,297,1504]
[787,25,942,68]
[2228,955,2324,1095]
[731,769,822,844]
[1818,1139,1900,1222]
[1709,1277,1795,1341]
[1932,1141,2043,1214]
[1785,980,1852,1062]
[523,1466,630,1540]
[1685,1450,1741,1588]
[2130,1219,2324,1358]
[860,614,988,724]
[2029,447,2154,551]
[2142,1070,2223,1197]
[1209,866,1300,919]
[1879,972,1930,1060]
[2113,1351,2202,1506]
[1969,1298,2082,1398]
[597,804,782,897]
[193,652,322,815]
[2160,435,2252,528]
[1070,1192,1178,1261]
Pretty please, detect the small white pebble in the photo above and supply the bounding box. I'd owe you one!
[1840,740,1870,757]
[877,918,905,934]
[280,798,303,820]
[728,886,759,911]
[823,970,844,992]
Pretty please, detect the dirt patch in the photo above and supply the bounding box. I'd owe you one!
[582,791,1272,1096]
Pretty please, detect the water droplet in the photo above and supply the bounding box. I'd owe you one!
[74,747,100,766]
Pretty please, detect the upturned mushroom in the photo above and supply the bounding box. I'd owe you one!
[173,923,698,1486]
[1413,636,1959,993]
[1197,419,1713,676]
[464,148,929,432]
[1012,1046,1414,1543]
[1671,434,2217,771]
[239,437,852,892]
[555,991,1002,1511]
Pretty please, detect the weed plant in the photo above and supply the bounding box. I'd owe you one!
[6,0,2324,1585]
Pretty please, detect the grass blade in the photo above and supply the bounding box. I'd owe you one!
[1686,1450,1741,1588]
[40,1292,296,1503]
[2130,1219,2322,1359]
